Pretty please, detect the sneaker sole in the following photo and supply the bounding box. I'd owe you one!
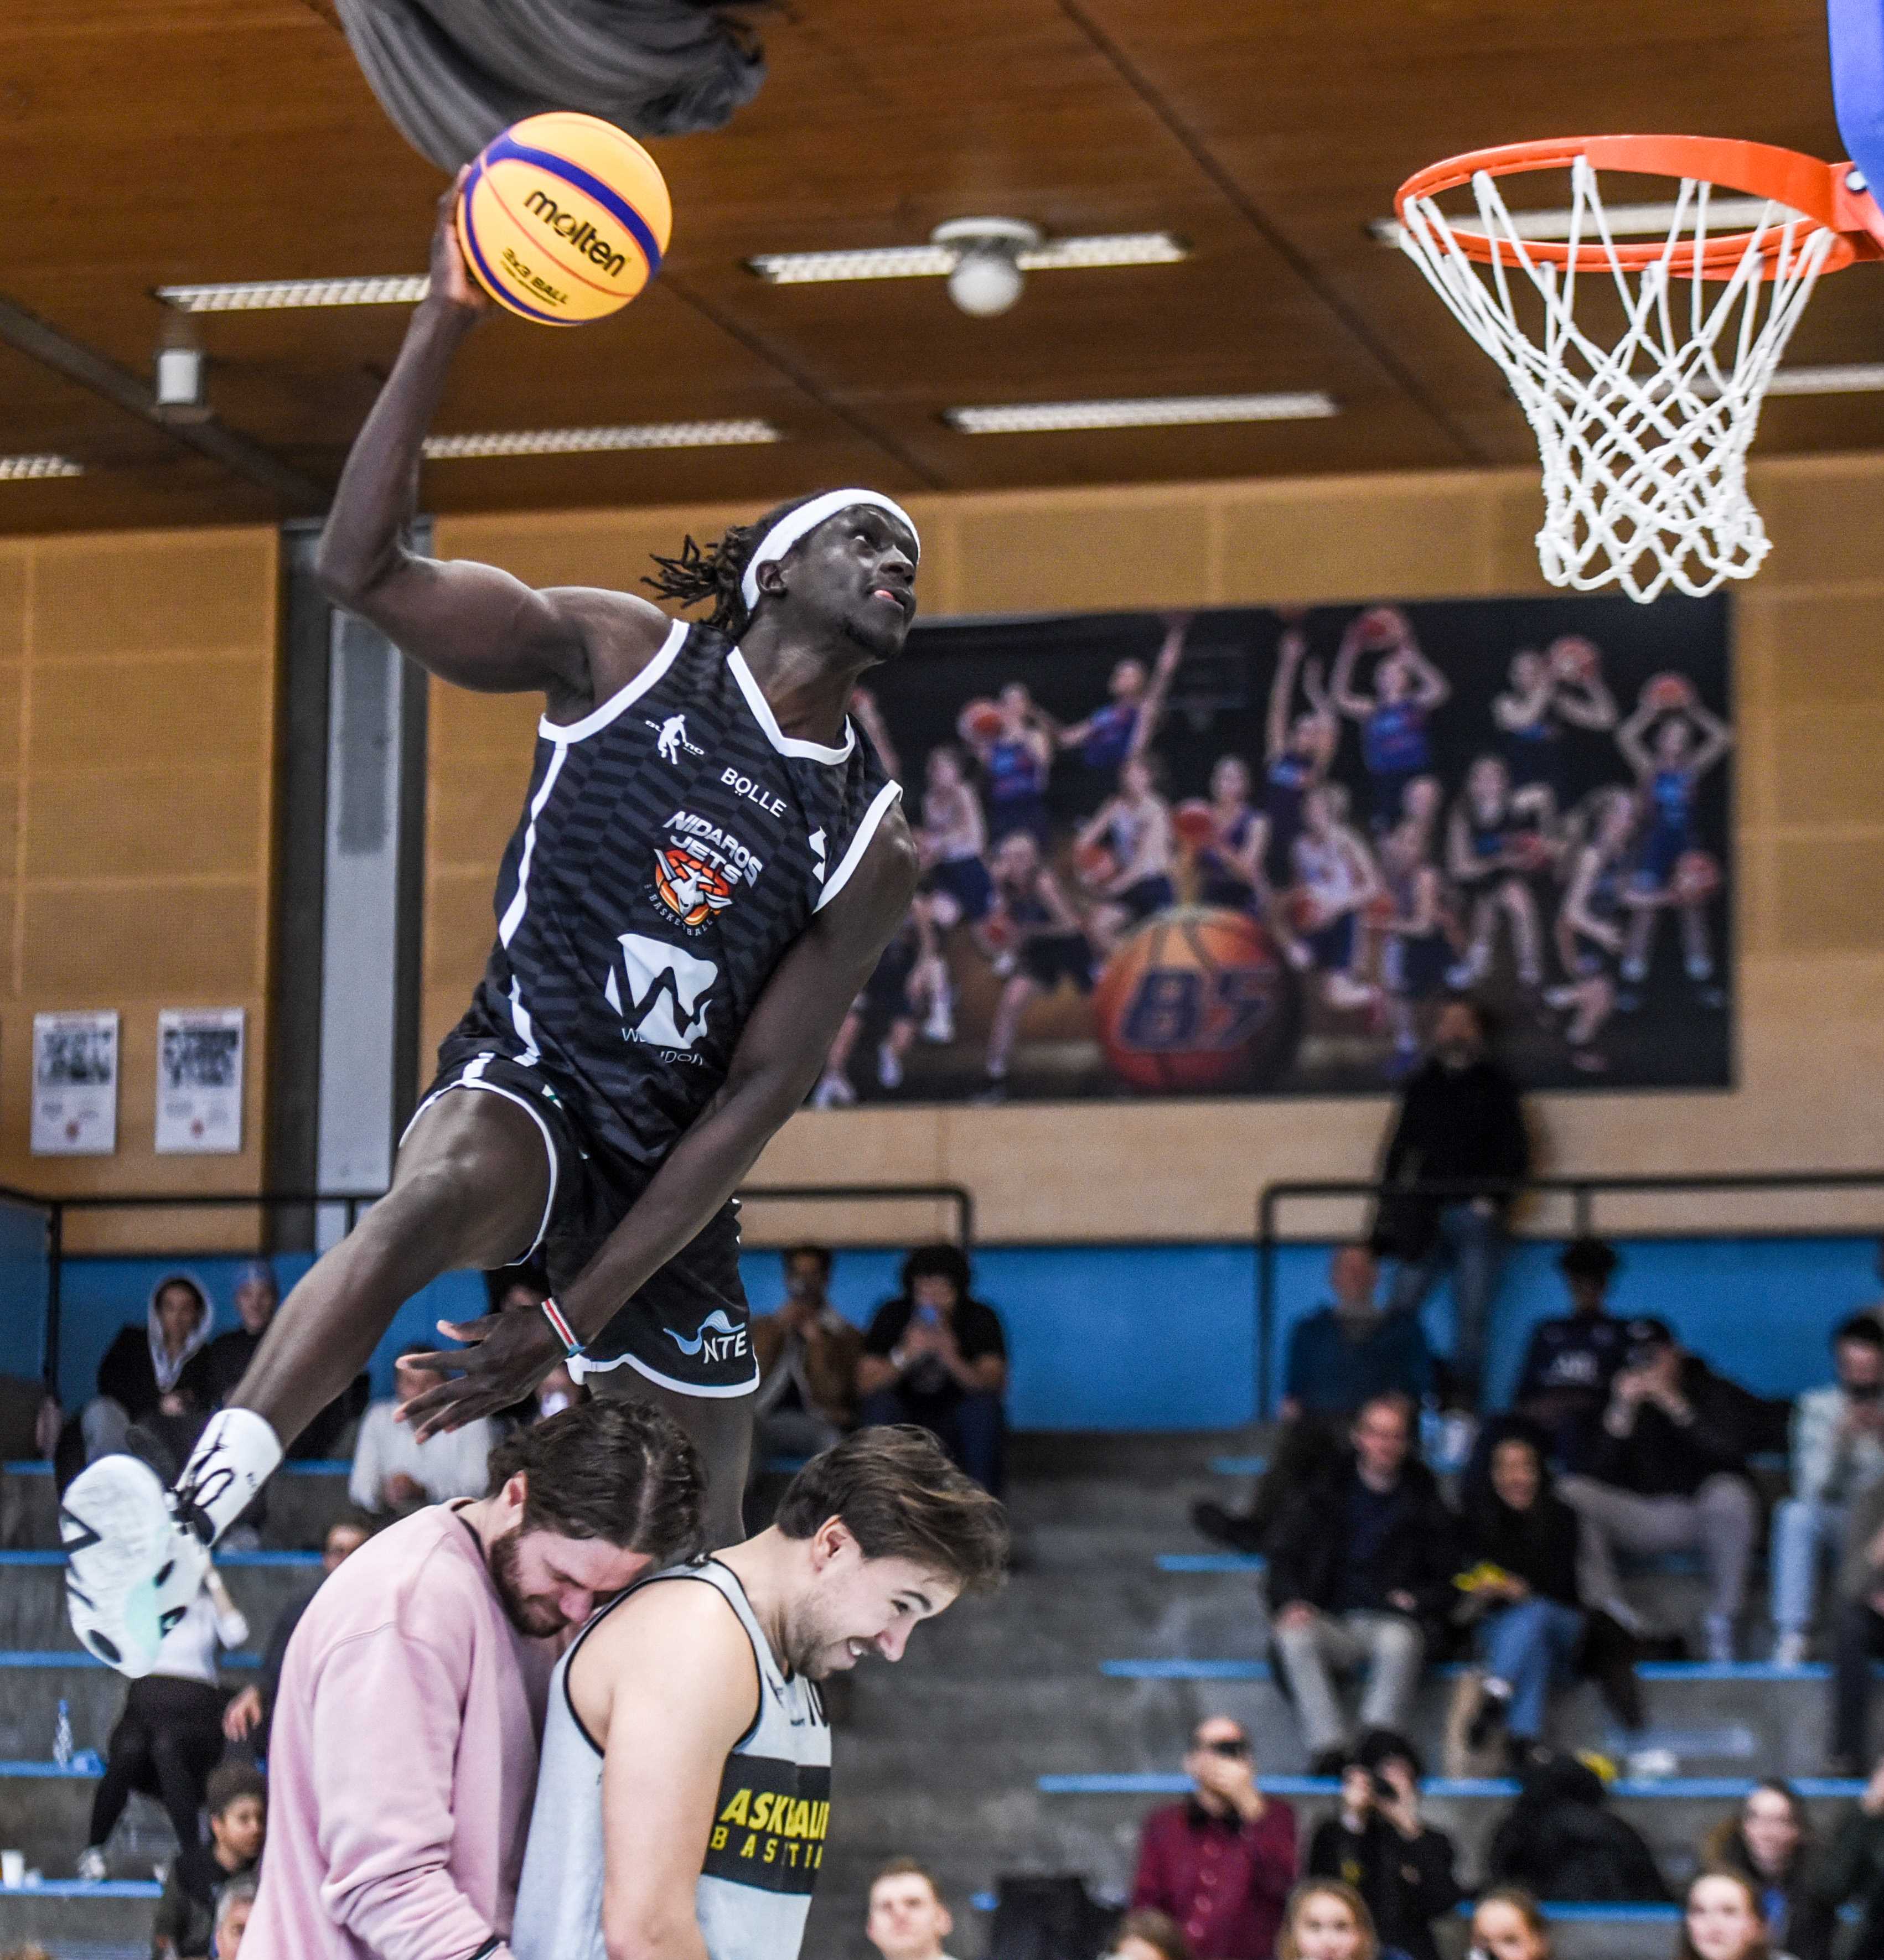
[61,1455,201,1676]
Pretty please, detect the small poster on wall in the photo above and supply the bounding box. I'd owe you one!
[31,1010,119,1155]
[155,1008,245,1154]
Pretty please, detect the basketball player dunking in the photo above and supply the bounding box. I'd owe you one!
[63,180,923,1675]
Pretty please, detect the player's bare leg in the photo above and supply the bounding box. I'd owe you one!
[588,1372,752,1548]
[63,1092,548,1673]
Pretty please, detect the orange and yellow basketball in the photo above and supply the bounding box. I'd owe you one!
[456,111,672,326]
[1093,907,1300,1094]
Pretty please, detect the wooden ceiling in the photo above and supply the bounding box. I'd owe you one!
[0,0,1877,532]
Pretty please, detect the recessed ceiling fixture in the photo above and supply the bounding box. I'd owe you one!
[0,454,82,481]
[1369,196,1793,248]
[746,231,1189,285]
[156,274,431,313]
[422,419,783,460]
[944,392,1338,434]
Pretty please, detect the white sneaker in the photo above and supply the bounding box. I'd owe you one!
[921,999,955,1045]
[1772,1631,1808,1669]
[876,1041,904,1090]
[61,1455,206,1676]
[75,1846,107,1883]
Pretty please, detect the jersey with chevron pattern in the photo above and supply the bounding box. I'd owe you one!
[451,618,901,1173]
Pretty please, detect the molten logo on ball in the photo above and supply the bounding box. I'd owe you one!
[1093,906,1301,1093]
[521,190,628,278]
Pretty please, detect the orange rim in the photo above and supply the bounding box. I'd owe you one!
[1395,134,1884,276]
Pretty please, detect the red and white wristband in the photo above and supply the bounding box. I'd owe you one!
[540,1297,584,1359]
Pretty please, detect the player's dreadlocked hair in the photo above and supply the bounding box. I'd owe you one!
[641,490,827,638]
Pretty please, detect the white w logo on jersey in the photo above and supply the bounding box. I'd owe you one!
[604,934,718,1052]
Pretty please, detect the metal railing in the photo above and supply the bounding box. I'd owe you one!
[3,1179,974,1392]
[1254,1170,1884,1417]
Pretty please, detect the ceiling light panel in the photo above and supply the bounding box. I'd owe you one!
[944,392,1338,434]
[157,275,431,312]
[0,454,83,480]
[747,232,1188,284]
[422,420,783,460]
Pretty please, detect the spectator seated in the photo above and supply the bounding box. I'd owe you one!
[1512,1237,1630,1473]
[1193,1245,1431,1557]
[80,1273,216,1471]
[1266,1396,1459,1774]
[1770,1315,1884,1669]
[349,1345,498,1518]
[1699,1780,1830,1960]
[1305,1737,1461,1960]
[1129,1715,1296,1960]
[857,1245,1006,1495]
[1482,1748,1668,1903]
[150,1760,265,1959]
[865,1858,961,1960]
[1558,1318,1772,1663]
[751,1244,865,1469]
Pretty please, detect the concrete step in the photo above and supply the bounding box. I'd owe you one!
[2,1461,353,1552]
[0,1880,158,1951]
[0,1657,257,1760]
[0,1553,317,1653]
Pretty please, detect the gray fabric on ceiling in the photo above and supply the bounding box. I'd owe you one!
[333,0,765,171]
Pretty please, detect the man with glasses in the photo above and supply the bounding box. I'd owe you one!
[1128,1717,1297,1960]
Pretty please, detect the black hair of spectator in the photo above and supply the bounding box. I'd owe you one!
[1438,989,1501,1044]
[483,1259,551,1313]
[901,1243,972,1298]
[205,1761,267,1818]
[1558,1236,1620,1281]
[1834,1314,1884,1351]
[784,1243,834,1279]
[774,1424,1008,1593]
[1353,1726,1424,1778]
[486,1400,706,1565]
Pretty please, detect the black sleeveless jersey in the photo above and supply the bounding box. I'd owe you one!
[451,619,900,1174]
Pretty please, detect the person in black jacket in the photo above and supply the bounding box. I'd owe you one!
[1458,1425,1586,1765]
[1376,996,1530,1410]
[1558,1318,1764,1663]
[1306,1731,1461,1960]
[80,1273,217,1466]
[1268,1395,1460,1772]
[1512,1238,1632,1471]
[1484,1748,1668,1904]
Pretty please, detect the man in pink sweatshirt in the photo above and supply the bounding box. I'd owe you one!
[245,1399,702,1960]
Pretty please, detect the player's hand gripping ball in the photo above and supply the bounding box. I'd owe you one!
[1172,800,1217,850]
[1673,848,1722,906]
[1549,635,1601,682]
[957,699,1005,744]
[456,111,672,325]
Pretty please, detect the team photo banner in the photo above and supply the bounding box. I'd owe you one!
[814,591,1732,1106]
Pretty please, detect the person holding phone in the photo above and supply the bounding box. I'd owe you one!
[1128,1717,1297,1960]
[856,1246,1008,1494]
[1305,1733,1461,1960]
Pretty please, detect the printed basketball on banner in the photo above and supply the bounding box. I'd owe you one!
[1094,908,1300,1093]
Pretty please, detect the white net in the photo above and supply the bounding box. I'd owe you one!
[1398,155,1835,602]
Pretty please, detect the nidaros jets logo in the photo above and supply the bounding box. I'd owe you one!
[651,810,764,935]
[605,934,717,1056]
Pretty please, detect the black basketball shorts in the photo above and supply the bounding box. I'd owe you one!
[406,1043,757,1399]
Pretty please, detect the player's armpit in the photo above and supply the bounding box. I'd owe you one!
[587,1586,759,1960]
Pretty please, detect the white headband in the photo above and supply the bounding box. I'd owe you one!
[740,489,920,611]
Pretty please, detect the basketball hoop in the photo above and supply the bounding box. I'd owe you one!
[1395,134,1884,602]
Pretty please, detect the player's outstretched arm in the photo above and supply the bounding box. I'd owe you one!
[317,175,670,711]
[401,812,921,1433]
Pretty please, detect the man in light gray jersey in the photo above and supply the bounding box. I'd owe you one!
[513,1426,1007,1960]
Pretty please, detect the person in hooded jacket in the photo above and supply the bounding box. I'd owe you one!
[1483,1748,1669,1903]
[81,1273,218,1467]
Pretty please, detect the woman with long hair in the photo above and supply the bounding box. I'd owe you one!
[1675,1868,1794,1960]
[1468,1889,1551,1960]
[1276,1879,1410,1960]
[1700,1782,1828,1960]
